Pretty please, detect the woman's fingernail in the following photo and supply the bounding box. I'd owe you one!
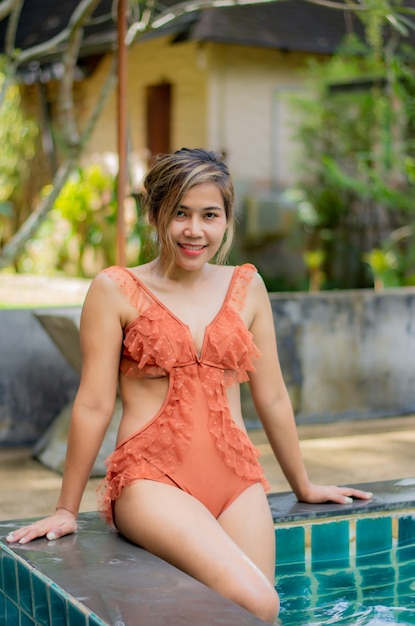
[46,532,57,541]
[18,537,27,544]
[366,492,373,497]
[345,496,353,504]
[6,533,14,541]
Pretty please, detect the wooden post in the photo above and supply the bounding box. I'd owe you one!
[116,0,127,266]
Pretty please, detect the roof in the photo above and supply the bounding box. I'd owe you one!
[0,0,413,66]
[145,0,365,54]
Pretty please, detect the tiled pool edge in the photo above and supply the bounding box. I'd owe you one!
[268,478,415,525]
[1,478,415,625]
[0,513,267,626]
[269,479,415,566]
[0,542,106,625]
[269,478,415,621]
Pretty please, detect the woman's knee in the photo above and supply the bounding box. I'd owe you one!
[248,584,280,624]
[230,572,279,623]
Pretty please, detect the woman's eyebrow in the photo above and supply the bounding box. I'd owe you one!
[179,203,224,211]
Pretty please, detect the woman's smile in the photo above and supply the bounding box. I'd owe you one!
[178,243,208,256]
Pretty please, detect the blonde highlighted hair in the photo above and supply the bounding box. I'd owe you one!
[142,148,235,273]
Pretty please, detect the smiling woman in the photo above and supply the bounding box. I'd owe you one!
[6,148,372,624]
[166,182,228,271]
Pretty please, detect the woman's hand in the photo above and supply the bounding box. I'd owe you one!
[5,509,77,545]
[297,483,373,505]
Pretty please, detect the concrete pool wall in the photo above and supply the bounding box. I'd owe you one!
[1,285,415,445]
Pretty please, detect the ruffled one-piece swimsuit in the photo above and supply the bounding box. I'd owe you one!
[98,263,270,526]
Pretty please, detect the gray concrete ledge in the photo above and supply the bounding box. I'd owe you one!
[1,285,415,446]
[0,514,266,626]
[0,308,81,446]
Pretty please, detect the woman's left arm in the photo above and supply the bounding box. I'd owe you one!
[247,274,372,505]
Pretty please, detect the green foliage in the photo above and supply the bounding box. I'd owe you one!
[364,225,415,287]
[0,60,39,251]
[18,159,155,277]
[290,27,415,289]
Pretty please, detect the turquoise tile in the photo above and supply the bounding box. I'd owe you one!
[397,542,415,563]
[275,526,305,574]
[5,596,19,623]
[397,577,415,600]
[397,561,415,584]
[20,612,36,626]
[49,583,68,626]
[17,559,32,616]
[68,600,88,626]
[359,565,395,599]
[277,574,312,607]
[314,569,356,593]
[356,517,392,566]
[311,520,350,570]
[0,590,5,622]
[0,549,3,589]
[398,516,415,562]
[2,551,18,603]
[31,570,50,625]
[398,515,415,545]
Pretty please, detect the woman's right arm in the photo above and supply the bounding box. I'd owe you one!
[6,273,125,544]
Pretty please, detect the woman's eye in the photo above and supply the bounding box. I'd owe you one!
[205,212,218,219]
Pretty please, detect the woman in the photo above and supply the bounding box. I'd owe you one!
[7,148,372,623]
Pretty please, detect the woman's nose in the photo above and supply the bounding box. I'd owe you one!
[184,216,202,237]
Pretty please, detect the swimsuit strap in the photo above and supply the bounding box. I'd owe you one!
[102,266,152,312]
[228,263,258,313]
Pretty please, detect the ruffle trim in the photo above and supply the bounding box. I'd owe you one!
[201,366,271,493]
[98,368,195,525]
[120,300,196,378]
[121,302,260,383]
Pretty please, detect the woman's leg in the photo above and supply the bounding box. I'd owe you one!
[114,480,279,624]
[218,483,277,584]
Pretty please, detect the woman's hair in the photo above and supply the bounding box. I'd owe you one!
[142,148,235,273]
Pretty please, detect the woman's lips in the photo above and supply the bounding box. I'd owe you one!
[178,243,207,255]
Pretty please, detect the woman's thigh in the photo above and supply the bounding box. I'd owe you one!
[218,482,276,584]
[114,479,279,623]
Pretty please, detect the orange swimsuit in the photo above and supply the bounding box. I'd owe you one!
[98,263,270,526]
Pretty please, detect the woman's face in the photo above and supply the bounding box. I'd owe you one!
[166,183,228,272]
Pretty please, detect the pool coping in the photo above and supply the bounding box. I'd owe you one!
[268,477,415,523]
[1,478,415,625]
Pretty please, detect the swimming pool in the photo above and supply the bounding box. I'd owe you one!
[270,479,415,625]
[1,478,415,625]
[275,512,415,625]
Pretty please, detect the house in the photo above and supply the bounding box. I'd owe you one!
[0,0,367,184]
[0,0,369,279]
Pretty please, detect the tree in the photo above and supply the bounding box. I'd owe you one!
[290,9,415,289]
[1,0,415,271]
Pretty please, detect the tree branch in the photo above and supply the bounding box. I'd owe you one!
[58,27,83,147]
[0,0,18,20]
[0,159,77,268]
[79,53,117,149]
[0,52,118,269]
[4,0,23,55]
[14,0,101,66]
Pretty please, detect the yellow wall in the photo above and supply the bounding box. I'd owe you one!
[66,37,324,189]
[80,37,208,166]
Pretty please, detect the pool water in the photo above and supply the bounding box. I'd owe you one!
[275,513,415,625]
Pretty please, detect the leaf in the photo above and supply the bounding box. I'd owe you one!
[385,13,409,36]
